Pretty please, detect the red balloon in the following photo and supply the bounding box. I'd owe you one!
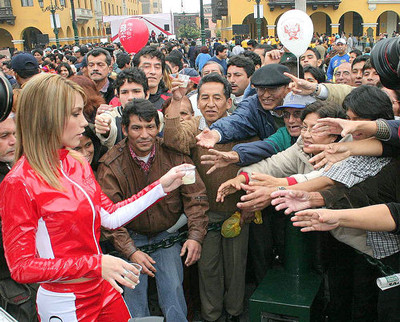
[118,18,149,54]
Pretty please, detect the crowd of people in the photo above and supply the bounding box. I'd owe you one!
[0,29,400,322]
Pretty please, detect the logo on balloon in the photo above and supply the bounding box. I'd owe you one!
[284,23,300,40]
[277,9,314,58]
[118,18,149,54]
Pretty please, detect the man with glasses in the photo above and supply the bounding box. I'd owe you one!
[196,64,291,149]
[334,62,352,85]
[327,38,350,81]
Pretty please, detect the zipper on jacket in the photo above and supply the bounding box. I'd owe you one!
[60,163,101,254]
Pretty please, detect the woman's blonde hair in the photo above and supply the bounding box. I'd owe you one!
[15,73,85,189]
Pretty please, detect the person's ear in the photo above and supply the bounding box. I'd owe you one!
[122,125,128,137]
[225,97,232,111]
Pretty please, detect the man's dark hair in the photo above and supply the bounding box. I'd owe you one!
[247,39,258,48]
[351,54,369,68]
[215,44,227,56]
[169,49,184,60]
[114,67,149,95]
[304,66,326,83]
[77,45,89,55]
[349,49,362,57]
[165,54,183,71]
[31,49,43,56]
[116,52,131,69]
[254,44,273,57]
[241,51,261,68]
[87,48,112,66]
[198,72,232,100]
[301,100,347,121]
[133,46,165,72]
[281,60,304,79]
[47,53,56,63]
[343,85,394,120]
[362,59,374,73]
[121,98,160,129]
[0,54,6,60]
[56,53,64,62]
[235,39,241,46]
[227,55,255,77]
[304,47,321,60]
[66,55,77,64]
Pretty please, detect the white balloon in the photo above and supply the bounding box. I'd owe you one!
[277,9,314,58]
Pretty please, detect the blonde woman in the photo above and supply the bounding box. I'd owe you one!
[0,73,187,321]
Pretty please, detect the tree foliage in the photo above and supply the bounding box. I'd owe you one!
[177,25,200,39]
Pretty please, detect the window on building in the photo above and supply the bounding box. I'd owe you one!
[21,0,33,6]
[153,2,157,8]
[0,0,11,6]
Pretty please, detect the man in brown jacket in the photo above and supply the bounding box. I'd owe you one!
[97,99,209,321]
[163,73,253,322]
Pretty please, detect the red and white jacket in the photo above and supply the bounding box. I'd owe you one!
[0,149,166,287]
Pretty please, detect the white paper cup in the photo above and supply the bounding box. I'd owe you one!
[181,165,196,185]
[178,74,190,88]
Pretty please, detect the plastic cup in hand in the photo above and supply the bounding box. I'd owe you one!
[181,165,196,185]
[178,74,190,88]
[124,262,142,285]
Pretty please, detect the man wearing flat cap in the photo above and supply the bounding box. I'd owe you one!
[196,63,291,148]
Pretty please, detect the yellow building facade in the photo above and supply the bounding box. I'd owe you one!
[0,0,141,51]
[218,0,400,41]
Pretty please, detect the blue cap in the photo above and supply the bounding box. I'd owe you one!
[275,92,316,110]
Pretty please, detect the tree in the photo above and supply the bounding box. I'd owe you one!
[178,25,200,39]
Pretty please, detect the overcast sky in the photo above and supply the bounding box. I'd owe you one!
[162,0,211,13]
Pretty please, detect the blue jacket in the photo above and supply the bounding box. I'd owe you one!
[210,94,277,144]
[233,127,297,166]
[195,53,211,71]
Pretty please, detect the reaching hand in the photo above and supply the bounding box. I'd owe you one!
[159,164,191,193]
[200,149,239,174]
[170,77,187,102]
[237,184,275,212]
[264,49,283,65]
[270,190,313,214]
[196,129,220,149]
[249,173,288,187]
[96,103,113,116]
[312,118,358,137]
[217,175,246,203]
[130,250,156,277]
[309,143,350,170]
[292,208,340,232]
[284,72,318,96]
[95,113,112,136]
[180,239,201,266]
[101,254,140,293]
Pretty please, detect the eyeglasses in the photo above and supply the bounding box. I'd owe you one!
[300,125,315,133]
[256,86,283,96]
[282,110,303,119]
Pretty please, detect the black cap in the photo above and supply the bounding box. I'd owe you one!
[251,64,291,88]
[11,53,39,71]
